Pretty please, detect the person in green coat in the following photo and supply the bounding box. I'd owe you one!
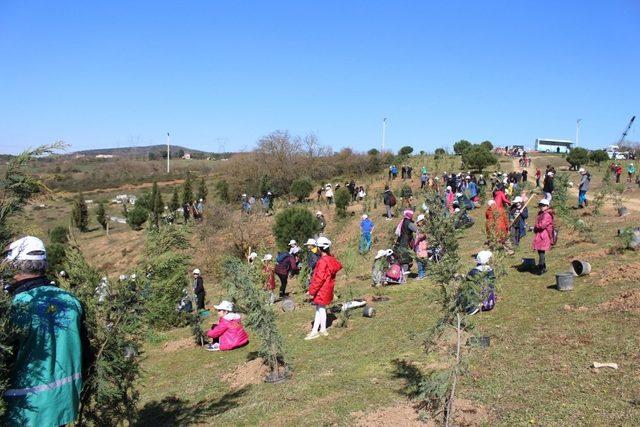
[3,236,84,427]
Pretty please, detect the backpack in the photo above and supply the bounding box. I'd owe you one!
[388,193,397,207]
[386,264,403,281]
[551,228,559,246]
[275,252,289,264]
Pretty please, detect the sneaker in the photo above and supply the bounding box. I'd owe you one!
[205,343,220,351]
[304,332,320,341]
[320,330,329,337]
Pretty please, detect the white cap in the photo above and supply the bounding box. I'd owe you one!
[262,254,273,262]
[316,211,322,216]
[512,196,523,204]
[248,252,257,260]
[455,192,462,197]
[5,236,46,262]
[416,214,426,223]
[476,250,493,265]
[199,198,203,202]
[446,186,452,191]
[316,236,332,249]
[267,191,272,195]
[242,193,247,197]
[305,238,317,246]
[487,200,496,206]
[374,249,387,260]
[538,198,550,206]
[193,268,201,275]
[361,214,368,219]
[119,274,127,281]
[385,249,394,256]
[578,168,586,173]
[547,172,554,177]
[214,300,234,312]
[288,240,297,246]
[454,208,460,213]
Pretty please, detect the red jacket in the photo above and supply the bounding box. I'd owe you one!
[308,254,343,305]
[207,313,249,351]
[533,209,555,251]
[493,190,511,209]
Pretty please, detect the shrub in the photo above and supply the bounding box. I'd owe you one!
[182,172,193,204]
[589,149,609,166]
[49,225,69,244]
[127,205,149,230]
[170,187,180,212]
[214,180,230,203]
[434,148,447,158]
[47,242,67,275]
[196,177,208,201]
[566,147,590,169]
[272,207,320,250]
[453,140,471,155]
[334,187,351,217]
[71,193,89,232]
[290,177,314,202]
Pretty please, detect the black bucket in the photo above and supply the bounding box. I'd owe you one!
[363,306,376,318]
[571,260,591,276]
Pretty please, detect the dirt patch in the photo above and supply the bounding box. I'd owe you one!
[453,398,490,426]
[567,248,609,261]
[222,358,269,389]
[598,262,640,286]
[598,289,640,313]
[563,304,589,312]
[354,403,432,427]
[162,337,198,353]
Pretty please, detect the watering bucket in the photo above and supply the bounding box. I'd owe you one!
[571,260,592,277]
[281,298,295,312]
[363,306,376,318]
[556,273,575,291]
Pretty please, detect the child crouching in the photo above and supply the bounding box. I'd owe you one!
[206,300,249,352]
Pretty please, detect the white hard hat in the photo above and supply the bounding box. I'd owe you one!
[5,236,46,262]
[288,239,297,246]
[305,238,317,246]
[476,250,493,265]
[193,268,201,275]
[538,198,550,206]
[316,236,332,249]
[262,254,273,262]
[214,300,234,312]
[374,249,387,260]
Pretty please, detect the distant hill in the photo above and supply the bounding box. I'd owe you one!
[72,144,214,158]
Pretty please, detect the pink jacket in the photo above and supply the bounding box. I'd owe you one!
[207,313,249,351]
[533,210,555,251]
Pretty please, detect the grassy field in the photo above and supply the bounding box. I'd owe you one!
[21,153,640,425]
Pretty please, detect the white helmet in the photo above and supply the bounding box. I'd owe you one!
[193,268,201,275]
[316,236,332,249]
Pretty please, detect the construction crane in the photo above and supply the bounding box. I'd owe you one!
[618,115,636,145]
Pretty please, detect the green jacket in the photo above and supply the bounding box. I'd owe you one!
[4,280,83,427]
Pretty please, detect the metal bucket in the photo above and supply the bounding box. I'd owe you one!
[571,260,591,277]
[556,272,575,291]
[281,298,295,312]
[363,306,376,318]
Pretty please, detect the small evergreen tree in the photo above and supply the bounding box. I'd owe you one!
[196,177,208,201]
[49,225,69,244]
[334,187,351,217]
[453,140,471,155]
[566,147,590,169]
[589,149,609,166]
[170,187,180,213]
[214,179,230,203]
[182,172,193,204]
[258,175,272,196]
[72,193,89,232]
[96,202,108,230]
[290,177,314,202]
[272,207,320,249]
[127,205,149,230]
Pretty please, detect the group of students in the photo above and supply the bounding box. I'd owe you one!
[610,162,636,184]
[317,180,367,204]
[182,198,205,222]
[241,192,274,214]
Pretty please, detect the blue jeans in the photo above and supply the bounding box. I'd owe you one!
[359,232,372,254]
[417,259,426,278]
[578,190,587,206]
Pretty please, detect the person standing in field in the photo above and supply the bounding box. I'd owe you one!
[359,214,375,254]
[535,169,541,187]
[383,185,395,220]
[533,198,555,275]
[3,236,85,426]
[543,171,554,201]
[305,237,342,340]
[193,268,205,310]
[627,163,636,183]
[578,167,591,208]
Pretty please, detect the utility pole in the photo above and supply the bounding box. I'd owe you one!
[166,132,170,174]
[576,119,582,147]
[382,117,387,151]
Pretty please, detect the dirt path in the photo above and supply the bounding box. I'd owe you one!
[66,179,186,196]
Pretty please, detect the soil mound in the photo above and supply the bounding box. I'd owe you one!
[162,337,197,353]
[223,358,269,389]
[598,262,640,286]
[598,290,640,313]
[354,403,431,426]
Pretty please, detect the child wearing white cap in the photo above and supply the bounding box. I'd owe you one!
[464,250,496,314]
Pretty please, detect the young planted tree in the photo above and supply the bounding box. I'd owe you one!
[196,177,208,202]
[290,177,314,202]
[334,187,351,217]
[60,246,145,426]
[272,207,320,250]
[170,187,181,213]
[590,149,610,166]
[214,179,230,203]
[72,193,89,232]
[565,147,590,170]
[126,205,149,230]
[182,172,193,204]
[553,173,595,242]
[96,202,108,230]
[221,257,289,380]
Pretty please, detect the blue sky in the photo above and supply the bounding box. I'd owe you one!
[1,1,638,154]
